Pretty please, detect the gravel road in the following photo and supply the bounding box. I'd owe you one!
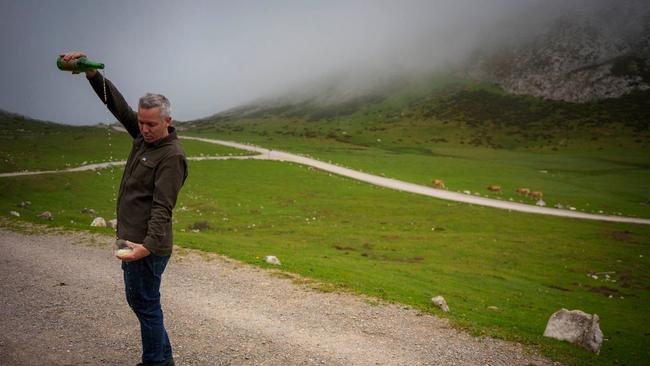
[0,228,558,366]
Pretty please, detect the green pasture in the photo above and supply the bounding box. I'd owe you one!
[0,117,251,173]
[1,158,648,366]
[185,125,650,219]
[182,80,649,220]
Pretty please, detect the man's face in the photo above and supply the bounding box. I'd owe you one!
[138,107,171,143]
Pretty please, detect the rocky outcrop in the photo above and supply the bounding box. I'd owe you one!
[467,9,650,102]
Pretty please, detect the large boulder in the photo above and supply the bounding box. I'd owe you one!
[543,308,603,353]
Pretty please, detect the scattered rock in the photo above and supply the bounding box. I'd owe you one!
[463,190,471,195]
[107,219,118,229]
[18,201,31,208]
[81,207,97,216]
[37,211,53,220]
[9,211,20,217]
[188,221,212,231]
[90,217,106,227]
[536,199,546,207]
[265,255,281,265]
[487,306,499,311]
[543,308,603,353]
[554,203,564,209]
[431,296,450,312]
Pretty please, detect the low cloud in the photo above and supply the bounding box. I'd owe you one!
[0,0,646,124]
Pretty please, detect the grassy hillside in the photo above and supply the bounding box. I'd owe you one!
[0,115,251,173]
[183,78,650,219]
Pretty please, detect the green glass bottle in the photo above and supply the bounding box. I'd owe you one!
[56,56,104,74]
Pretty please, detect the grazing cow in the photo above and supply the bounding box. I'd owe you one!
[516,187,530,195]
[432,179,445,189]
[530,191,544,199]
[487,185,502,193]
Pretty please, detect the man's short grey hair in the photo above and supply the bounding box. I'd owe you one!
[139,93,172,120]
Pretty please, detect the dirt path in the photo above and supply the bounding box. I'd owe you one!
[0,228,557,365]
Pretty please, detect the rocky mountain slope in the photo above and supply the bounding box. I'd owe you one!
[467,8,650,102]
[193,3,650,124]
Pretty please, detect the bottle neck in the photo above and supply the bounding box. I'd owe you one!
[77,58,105,70]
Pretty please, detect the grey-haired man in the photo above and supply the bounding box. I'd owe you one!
[61,51,188,366]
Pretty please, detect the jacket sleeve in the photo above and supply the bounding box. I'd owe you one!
[142,154,188,255]
[87,72,140,139]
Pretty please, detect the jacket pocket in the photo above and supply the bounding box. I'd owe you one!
[131,158,157,186]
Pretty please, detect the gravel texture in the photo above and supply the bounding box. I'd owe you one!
[0,227,559,365]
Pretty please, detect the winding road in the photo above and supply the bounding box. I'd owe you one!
[1,132,648,225]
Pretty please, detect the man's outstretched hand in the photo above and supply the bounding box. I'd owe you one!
[59,51,96,78]
[115,240,151,262]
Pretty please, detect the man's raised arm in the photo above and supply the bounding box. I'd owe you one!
[60,51,140,139]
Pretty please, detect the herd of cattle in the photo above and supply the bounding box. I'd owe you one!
[432,179,543,199]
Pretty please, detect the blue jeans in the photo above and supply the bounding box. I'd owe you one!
[122,254,172,366]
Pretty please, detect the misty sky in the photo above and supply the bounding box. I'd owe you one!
[0,0,633,125]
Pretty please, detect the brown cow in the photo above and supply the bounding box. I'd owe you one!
[516,187,530,195]
[529,191,543,200]
[487,185,502,193]
[432,179,445,189]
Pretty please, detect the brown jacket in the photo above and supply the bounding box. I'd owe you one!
[88,72,188,256]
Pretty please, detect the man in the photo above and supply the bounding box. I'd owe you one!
[61,52,188,366]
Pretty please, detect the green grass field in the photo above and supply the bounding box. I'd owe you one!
[1,158,649,366]
[183,122,650,220]
[0,117,251,173]
[182,81,650,219]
